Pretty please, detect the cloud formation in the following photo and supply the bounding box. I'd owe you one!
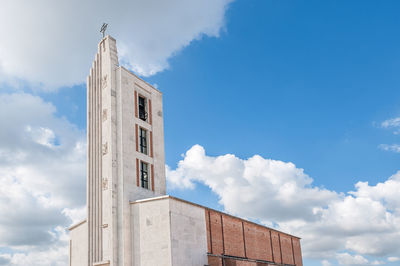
[378,144,400,153]
[335,253,384,266]
[0,92,86,265]
[379,116,400,153]
[381,117,400,131]
[167,145,400,265]
[0,0,233,89]
[388,257,400,262]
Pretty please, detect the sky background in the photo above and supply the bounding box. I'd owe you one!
[1,0,400,265]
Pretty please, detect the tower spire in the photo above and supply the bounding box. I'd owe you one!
[100,23,108,38]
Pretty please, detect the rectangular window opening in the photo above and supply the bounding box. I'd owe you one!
[138,95,147,121]
[140,161,149,189]
[139,128,148,155]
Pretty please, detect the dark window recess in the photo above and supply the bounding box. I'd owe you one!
[139,128,147,155]
[138,96,148,121]
[140,161,149,189]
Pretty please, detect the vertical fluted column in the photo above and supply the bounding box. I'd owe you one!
[87,50,103,265]
[86,68,92,266]
[87,36,119,266]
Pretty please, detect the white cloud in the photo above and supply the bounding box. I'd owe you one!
[371,261,386,265]
[322,260,332,266]
[62,206,86,225]
[0,0,233,89]
[167,145,338,222]
[0,92,86,265]
[336,253,369,265]
[0,254,11,265]
[167,145,400,264]
[336,253,385,266]
[381,117,400,129]
[378,144,400,153]
[379,117,400,151]
[388,257,400,262]
[6,241,68,266]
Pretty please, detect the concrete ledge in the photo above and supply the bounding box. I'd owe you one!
[129,194,169,204]
[93,260,110,266]
[68,219,87,231]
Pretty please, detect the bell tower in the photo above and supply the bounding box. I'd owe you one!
[86,35,166,266]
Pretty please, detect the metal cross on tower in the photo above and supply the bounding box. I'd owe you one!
[100,23,108,38]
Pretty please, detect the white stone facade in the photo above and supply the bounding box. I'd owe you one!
[130,196,208,266]
[69,220,88,266]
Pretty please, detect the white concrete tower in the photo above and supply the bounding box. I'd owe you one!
[70,35,166,266]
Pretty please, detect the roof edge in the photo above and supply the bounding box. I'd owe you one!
[129,195,301,239]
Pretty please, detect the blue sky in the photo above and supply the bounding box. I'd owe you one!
[1,0,400,265]
[42,0,400,202]
[43,0,400,189]
[160,0,400,191]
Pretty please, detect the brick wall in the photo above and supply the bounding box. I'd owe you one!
[205,209,303,266]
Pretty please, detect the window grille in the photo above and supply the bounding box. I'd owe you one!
[140,161,149,189]
[138,96,147,121]
[139,128,147,155]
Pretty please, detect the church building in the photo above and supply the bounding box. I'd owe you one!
[69,36,303,266]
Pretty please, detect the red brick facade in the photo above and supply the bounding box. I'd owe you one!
[205,209,303,266]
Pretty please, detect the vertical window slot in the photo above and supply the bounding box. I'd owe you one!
[140,161,149,189]
[138,96,147,121]
[139,128,148,155]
